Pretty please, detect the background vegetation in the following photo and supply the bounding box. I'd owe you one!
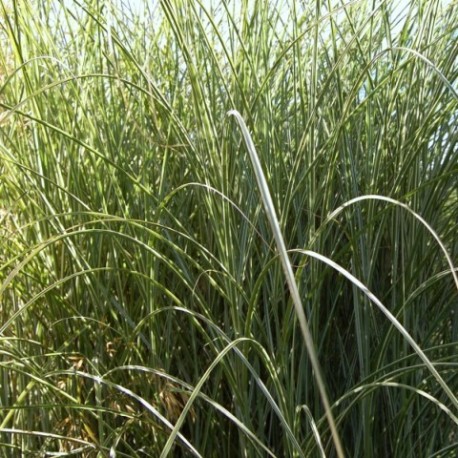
[0,0,457,456]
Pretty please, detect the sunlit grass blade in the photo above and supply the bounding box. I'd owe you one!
[228,109,344,458]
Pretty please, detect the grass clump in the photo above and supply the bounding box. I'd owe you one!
[0,0,457,456]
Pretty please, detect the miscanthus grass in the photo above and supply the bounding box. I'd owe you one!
[0,0,457,456]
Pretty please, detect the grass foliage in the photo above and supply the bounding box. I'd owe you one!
[1,0,457,456]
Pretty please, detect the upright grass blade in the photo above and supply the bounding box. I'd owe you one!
[228,109,344,458]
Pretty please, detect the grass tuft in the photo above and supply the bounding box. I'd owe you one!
[1,0,457,456]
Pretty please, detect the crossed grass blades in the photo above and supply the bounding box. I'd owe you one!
[0,0,457,456]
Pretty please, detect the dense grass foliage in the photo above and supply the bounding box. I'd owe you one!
[0,0,457,456]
